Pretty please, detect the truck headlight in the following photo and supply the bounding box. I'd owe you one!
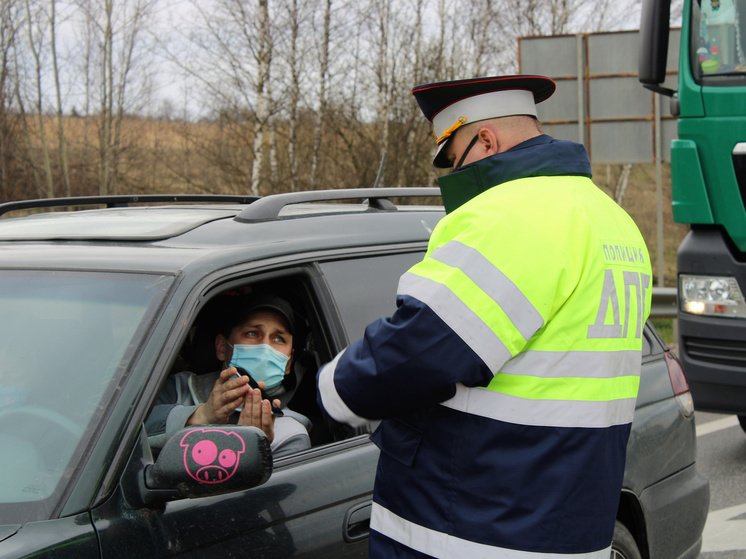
[679,275,746,317]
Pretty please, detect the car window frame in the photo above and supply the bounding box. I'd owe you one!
[141,243,428,444]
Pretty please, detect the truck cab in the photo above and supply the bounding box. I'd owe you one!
[639,0,746,422]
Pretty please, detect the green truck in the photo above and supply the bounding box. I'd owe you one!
[639,0,746,429]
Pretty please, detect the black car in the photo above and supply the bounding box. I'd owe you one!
[0,190,708,558]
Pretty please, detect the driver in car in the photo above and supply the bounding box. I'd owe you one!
[146,293,311,458]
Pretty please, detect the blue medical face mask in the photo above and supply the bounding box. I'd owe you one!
[227,343,289,389]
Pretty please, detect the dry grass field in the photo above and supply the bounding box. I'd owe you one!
[12,115,687,288]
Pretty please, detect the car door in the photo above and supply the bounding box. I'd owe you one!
[93,249,426,558]
[93,431,378,558]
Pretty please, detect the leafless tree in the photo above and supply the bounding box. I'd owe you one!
[249,0,272,196]
[23,0,54,198]
[0,0,22,201]
[372,0,393,175]
[49,0,70,196]
[75,0,160,195]
[282,0,302,191]
[8,0,654,201]
[310,0,331,190]
[11,30,47,199]
[395,0,425,187]
[269,114,278,186]
[470,0,494,76]
[159,0,281,195]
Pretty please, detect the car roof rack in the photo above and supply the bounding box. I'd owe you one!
[0,194,260,218]
[234,187,441,222]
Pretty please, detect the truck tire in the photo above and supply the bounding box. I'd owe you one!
[739,415,746,435]
[611,520,642,559]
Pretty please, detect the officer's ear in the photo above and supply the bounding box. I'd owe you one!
[477,127,500,157]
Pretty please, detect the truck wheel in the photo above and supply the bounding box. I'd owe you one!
[738,415,746,435]
[611,521,642,559]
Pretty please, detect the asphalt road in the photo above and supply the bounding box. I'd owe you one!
[695,412,746,559]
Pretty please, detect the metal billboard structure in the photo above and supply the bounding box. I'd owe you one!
[519,29,681,286]
[518,29,680,163]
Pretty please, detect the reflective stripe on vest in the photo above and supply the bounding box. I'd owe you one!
[441,382,637,428]
[398,240,544,374]
[429,241,543,339]
[398,272,513,373]
[371,502,612,559]
[493,348,640,398]
[441,349,641,428]
[316,349,372,428]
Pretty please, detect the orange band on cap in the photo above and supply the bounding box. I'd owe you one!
[436,116,467,145]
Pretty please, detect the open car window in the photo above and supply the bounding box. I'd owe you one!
[155,250,430,460]
[158,272,350,454]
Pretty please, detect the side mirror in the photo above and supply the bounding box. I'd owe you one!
[125,425,272,507]
[639,0,676,96]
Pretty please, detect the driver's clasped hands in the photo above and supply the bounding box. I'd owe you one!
[187,366,280,442]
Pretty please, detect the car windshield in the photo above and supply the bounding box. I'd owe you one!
[0,270,172,523]
[692,0,746,82]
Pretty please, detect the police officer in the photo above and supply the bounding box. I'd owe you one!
[317,75,652,558]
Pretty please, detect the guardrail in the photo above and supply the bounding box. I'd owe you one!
[651,287,677,319]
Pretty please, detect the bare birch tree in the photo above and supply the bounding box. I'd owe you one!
[310,0,331,190]
[269,115,279,186]
[0,0,22,201]
[372,0,392,176]
[49,0,70,196]
[281,0,306,192]
[282,0,302,191]
[396,0,425,187]
[23,0,54,198]
[75,0,160,195]
[161,0,280,195]
[250,0,271,196]
[470,0,493,76]
[11,31,47,199]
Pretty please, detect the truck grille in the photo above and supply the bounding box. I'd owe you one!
[683,336,746,367]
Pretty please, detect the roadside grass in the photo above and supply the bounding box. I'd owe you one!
[651,318,676,346]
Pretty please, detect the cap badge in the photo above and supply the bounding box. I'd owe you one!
[436,116,467,146]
